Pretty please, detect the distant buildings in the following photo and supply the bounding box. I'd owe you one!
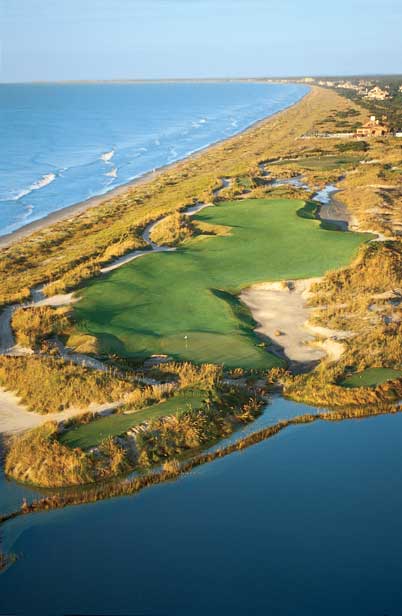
[356,115,390,138]
[293,77,401,102]
[365,86,390,100]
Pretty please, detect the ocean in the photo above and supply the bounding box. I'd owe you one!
[0,81,308,237]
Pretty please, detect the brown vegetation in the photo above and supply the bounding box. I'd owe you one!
[152,361,222,389]
[121,383,175,412]
[4,382,262,487]
[149,212,196,246]
[135,393,261,467]
[5,422,130,487]
[11,305,72,349]
[0,355,132,413]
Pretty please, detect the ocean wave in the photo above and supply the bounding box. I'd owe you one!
[192,118,208,128]
[22,204,34,219]
[4,173,57,202]
[106,167,118,178]
[31,173,56,191]
[100,150,115,163]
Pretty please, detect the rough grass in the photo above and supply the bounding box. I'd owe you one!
[60,390,206,450]
[74,198,371,368]
[341,368,402,389]
[0,355,132,413]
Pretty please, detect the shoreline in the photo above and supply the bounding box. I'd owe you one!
[0,85,309,249]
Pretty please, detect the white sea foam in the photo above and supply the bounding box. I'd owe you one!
[31,173,56,190]
[192,118,208,128]
[106,167,118,178]
[25,204,34,215]
[6,173,57,202]
[100,150,115,163]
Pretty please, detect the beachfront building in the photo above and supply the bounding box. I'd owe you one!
[356,115,390,138]
[365,86,390,100]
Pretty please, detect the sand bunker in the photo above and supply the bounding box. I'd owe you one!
[241,278,348,364]
[0,388,120,436]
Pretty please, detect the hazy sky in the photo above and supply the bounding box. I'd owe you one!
[1,0,401,82]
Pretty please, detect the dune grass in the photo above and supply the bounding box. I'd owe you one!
[74,198,371,368]
[341,368,402,389]
[60,390,206,450]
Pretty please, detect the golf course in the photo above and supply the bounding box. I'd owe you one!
[60,389,207,450]
[74,198,371,368]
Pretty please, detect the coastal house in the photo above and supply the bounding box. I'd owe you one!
[365,86,390,100]
[356,115,390,138]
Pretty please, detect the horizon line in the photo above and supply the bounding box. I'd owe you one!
[1,72,401,85]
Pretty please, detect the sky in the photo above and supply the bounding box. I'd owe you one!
[1,0,401,82]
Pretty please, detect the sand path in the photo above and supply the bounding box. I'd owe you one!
[0,389,119,436]
[100,178,229,274]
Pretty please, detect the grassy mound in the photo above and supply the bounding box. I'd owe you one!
[74,198,371,368]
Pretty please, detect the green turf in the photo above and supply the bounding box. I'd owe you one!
[272,156,360,170]
[60,390,206,450]
[340,368,402,389]
[74,198,372,368]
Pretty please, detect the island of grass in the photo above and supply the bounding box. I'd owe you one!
[73,198,372,368]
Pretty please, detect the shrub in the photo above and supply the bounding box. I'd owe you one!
[155,361,222,390]
[5,422,130,487]
[11,305,72,349]
[150,212,196,246]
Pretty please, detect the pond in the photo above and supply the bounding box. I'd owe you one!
[1,397,402,615]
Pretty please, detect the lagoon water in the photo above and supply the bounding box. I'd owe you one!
[2,397,402,615]
[0,81,308,237]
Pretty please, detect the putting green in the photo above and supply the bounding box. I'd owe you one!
[272,155,360,170]
[74,199,371,368]
[340,368,402,389]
